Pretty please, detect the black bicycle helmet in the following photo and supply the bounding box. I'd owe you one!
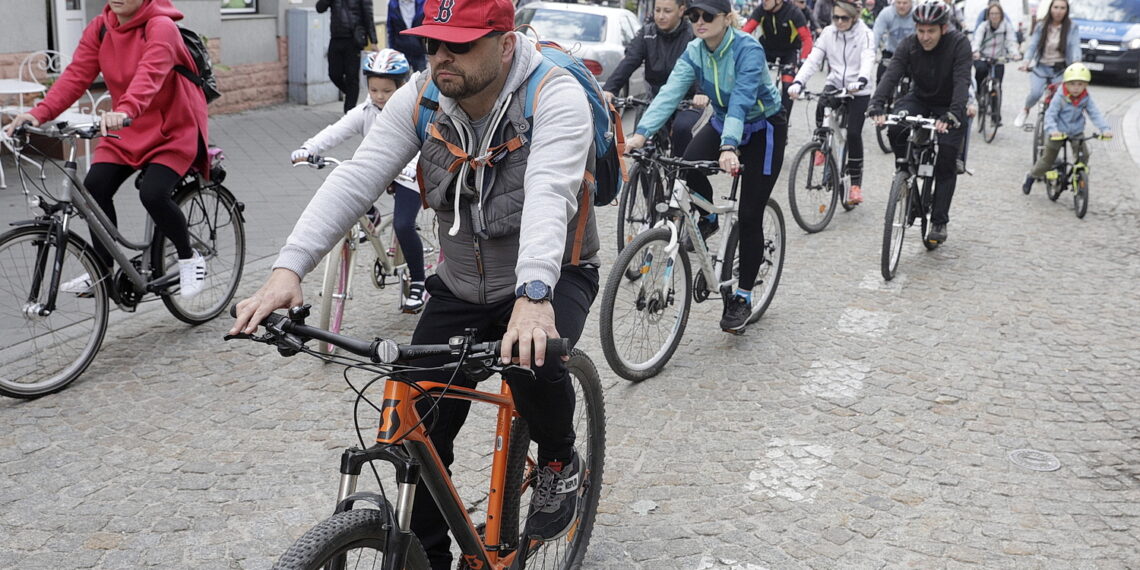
[912,1,951,25]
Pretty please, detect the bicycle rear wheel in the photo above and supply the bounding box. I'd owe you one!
[502,350,606,569]
[1032,111,1045,164]
[272,508,430,570]
[155,183,246,324]
[881,171,910,280]
[719,200,785,324]
[0,227,109,398]
[787,142,839,233]
[616,164,660,253]
[1074,169,1089,219]
[599,226,691,381]
[318,240,354,355]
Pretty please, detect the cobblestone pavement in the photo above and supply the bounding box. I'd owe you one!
[2,68,1139,570]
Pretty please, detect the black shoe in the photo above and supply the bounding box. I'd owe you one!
[1022,174,1034,195]
[720,294,751,333]
[524,451,581,541]
[956,159,966,175]
[927,223,947,244]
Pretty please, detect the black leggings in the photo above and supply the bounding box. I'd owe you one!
[406,265,599,570]
[328,37,361,114]
[973,60,1005,91]
[815,94,870,185]
[83,162,192,267]
[683,116,788,290]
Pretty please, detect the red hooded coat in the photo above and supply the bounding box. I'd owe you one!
[30,0,209,178]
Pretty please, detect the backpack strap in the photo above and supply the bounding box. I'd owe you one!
[570,172,594,266]
[413,77,440,143]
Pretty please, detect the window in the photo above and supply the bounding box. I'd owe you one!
[222,0,257,15]
[516,8,608,43]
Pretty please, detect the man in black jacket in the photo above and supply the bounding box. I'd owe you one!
[317,0,378,113]
[869,0,971,245]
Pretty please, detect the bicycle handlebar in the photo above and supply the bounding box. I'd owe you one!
[882,114,938,129]
[292,155,342,169]
[624,146,725,175]
[1049,133,1110,142]
[799,89,854,101]
[14,117,132,140]
[225,305,571,364]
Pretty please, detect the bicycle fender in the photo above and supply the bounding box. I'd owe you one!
[333,491,394,515]
[173,183,247,224]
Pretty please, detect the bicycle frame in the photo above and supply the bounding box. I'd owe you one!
[655,174,741,297]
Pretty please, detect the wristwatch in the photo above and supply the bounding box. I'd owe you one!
[515,281,553,303]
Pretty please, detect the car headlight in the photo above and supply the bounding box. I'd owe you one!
[1129,38,1140,50]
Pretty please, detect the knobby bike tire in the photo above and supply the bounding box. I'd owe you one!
[504,350,606,569]
[318,241,352,355]
[0,227,110,399]
[719,200,786,325]
[155,183,246,325]
[881,171,910,281]
[616,163,657,253]
[1074,169,1089,219]
[272,508,430,570]
[787,142,838,233]
[599,226,692,381]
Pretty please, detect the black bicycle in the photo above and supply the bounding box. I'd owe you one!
[880,114,941,281]
[0,120,245,398]
[975,57,1009,144]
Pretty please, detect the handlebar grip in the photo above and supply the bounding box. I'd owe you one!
[490,338,572,359]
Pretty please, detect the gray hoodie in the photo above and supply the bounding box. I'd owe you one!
[273,33,593,303]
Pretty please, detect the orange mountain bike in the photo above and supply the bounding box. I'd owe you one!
[226,305,605,570]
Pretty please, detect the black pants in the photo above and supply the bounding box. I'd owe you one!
[83,162,191,267]
[669,107,702,158]
[684,115,788,291]
[887,94,963,225]
[328,37,361,114]
[408,265,599,570]
[973,60,1005,91]
[815,94,869,185]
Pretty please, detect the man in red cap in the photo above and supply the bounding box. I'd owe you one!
[231,0,599,567]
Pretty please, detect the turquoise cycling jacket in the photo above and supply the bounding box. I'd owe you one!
[635,28,782,147]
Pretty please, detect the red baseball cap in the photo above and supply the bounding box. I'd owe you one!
[400,0,515,43]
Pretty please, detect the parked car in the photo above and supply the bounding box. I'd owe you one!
[516,1,644,92]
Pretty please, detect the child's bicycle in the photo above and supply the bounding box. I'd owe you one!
[599,152,786,381]
[0,119,245,398]
[1040,133,1109,219]
[786,87,859,233]
[880,113,941,281]
[225,304,605,570]
[293,155,438,354]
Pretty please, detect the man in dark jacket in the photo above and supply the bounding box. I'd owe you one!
[387,0,427,71]
[317,0,378,113]
[869,0,971,245]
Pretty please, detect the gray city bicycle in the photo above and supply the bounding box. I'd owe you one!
[0,120,245,398]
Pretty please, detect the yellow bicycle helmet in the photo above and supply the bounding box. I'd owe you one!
[1062,62,1092,83]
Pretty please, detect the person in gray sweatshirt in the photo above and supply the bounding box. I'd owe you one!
[229,0,597,566]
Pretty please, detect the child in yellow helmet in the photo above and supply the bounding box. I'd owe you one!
[1022,62,1113,193]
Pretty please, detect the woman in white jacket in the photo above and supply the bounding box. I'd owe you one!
[788,0,875,204]
[972,1,1021,124]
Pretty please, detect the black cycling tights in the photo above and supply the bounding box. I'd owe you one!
[683,117,788,291]
[815,95,870,185]
[83,162,192,268]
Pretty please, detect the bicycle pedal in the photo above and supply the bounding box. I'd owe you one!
[722,326,747,336]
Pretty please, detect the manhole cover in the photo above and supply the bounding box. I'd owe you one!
[1008,449,1061,472]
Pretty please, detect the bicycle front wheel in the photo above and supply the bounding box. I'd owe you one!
[881,171,910,281]
[1074,169,1089,219]
[875,123,892,154]
[599,226,691,381]
[981,86,1000,143]
[156,183,246,324]
[503,350,606,569]
[272,508,430,570]
[719,200,786,324]
[318,241,353,355]
[616,163,659,253]
[787,142,839,233]
[0,227,109,398]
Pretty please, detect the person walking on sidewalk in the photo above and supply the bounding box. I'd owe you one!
[317,0,378,113]
[4,0,209,298]
[230,0,598,567]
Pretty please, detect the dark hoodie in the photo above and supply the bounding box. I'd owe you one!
[604,20,694,96]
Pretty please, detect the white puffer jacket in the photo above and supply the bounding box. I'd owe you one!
[793,21,876,96]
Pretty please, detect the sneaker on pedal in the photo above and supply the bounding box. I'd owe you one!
[179,251,208,298]
[927,223,947,244]
[720,294,751,333]
[402,281,426,314]
[1013,109,1027,129]
[847,184,863,205]
[524,451,581,541]
[813,150,825,166]
[1022,174,1035,194]
[60,273,94,296]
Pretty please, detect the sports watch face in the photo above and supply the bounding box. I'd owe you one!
[525,281,552,301]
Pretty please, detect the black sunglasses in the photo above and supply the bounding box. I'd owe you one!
[686,10,720,23]
[423,32,504,56]
[832,14,854,22]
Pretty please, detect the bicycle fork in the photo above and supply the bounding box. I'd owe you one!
[334,443,422,570]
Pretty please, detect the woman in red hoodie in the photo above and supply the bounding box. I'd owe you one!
[5,0,210,298]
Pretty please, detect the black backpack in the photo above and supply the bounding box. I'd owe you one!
[100,23,221,104]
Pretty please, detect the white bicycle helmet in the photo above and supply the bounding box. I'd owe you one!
[363,49,411,80]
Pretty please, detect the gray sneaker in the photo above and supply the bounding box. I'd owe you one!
[720,294,751,333]
[524,451,581,541]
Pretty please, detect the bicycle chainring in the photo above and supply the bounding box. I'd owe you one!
[112,269,142,311]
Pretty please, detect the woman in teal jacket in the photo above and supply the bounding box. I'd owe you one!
[626,0,786,333]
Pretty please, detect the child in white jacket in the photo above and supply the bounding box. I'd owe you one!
[291,49,428,313]
[788,0,876,204]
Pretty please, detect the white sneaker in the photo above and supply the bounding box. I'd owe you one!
[1013,109,1028,129]
[178,251,207,298]
[60,273,94,296]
